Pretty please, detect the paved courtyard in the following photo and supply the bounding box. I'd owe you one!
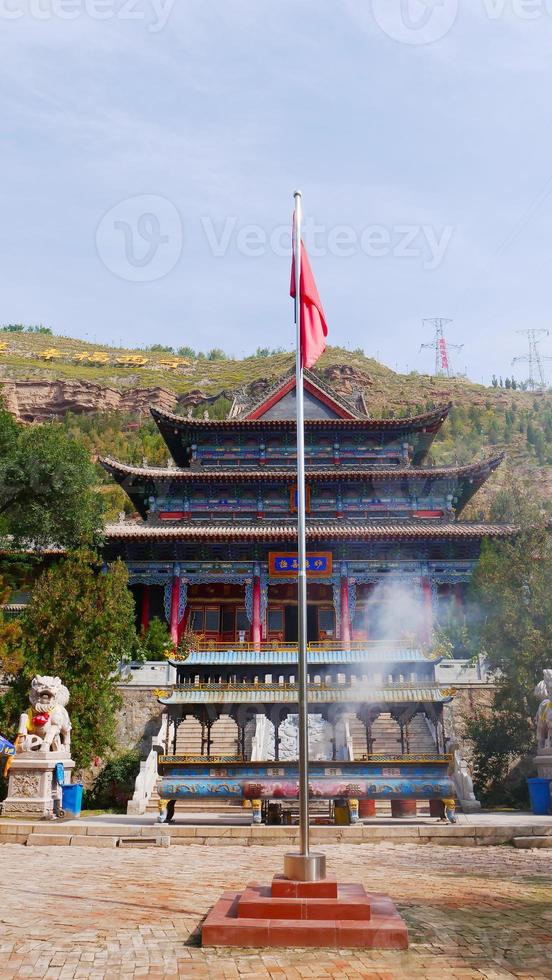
[0,841,551,979]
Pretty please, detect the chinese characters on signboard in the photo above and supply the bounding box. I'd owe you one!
[269,552,333,577]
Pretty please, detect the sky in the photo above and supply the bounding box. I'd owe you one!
[2,0,552,385]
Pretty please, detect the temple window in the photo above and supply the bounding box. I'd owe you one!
[267,608,284,638]
[318,607,336,639]
[190,608,204,632]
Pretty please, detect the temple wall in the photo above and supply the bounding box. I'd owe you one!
[115,686,165,755]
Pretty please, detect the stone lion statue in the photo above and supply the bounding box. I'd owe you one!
[16,676,72,756]
[535,669,552,751]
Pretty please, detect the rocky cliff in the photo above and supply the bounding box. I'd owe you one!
[1,380,179,422]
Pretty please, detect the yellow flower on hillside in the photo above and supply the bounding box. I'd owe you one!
[37,348,61,361]
[157,357,187,370]
[73,351,109,365]
[116,355,149,368]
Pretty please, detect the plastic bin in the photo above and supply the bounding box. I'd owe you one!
[61,783,83,818]
[527,777,551,816]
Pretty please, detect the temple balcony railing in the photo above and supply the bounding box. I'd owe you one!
[171,681,447,694]
[172,639,429,656]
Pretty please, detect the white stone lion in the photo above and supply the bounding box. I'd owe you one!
[17,676,72,756]
[535,669,552,751]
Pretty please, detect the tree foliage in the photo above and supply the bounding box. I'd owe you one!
[0,580,23,678]
[465,485,552,802]
[0,553,137,770]
[86,750,140,810]
[133,616,172,662]
[0,406,102,548]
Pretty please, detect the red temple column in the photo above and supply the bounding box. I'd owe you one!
[252,565,262,650]
[340,567,351,648]
[421,577,433,645]
[141,584,150,633]
[170,567,181,646]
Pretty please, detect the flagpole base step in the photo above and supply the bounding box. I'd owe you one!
[284,851,326,882]
[201,875,409,949]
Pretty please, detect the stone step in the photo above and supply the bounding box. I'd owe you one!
[174,715,239,757]
[513,835,552,848]
[348,713,436,758]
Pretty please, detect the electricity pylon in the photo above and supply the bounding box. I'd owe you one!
[419,318,464,378]
[512,329,552,391]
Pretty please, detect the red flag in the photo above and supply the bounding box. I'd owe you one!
[290,239,328,369]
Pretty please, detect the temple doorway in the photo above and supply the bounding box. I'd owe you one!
[284,605,319,643]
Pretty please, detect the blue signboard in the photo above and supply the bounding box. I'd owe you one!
[269,552,333,577]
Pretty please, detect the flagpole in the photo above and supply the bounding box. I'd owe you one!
[284,190,326,883]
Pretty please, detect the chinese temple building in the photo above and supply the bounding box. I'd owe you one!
[102,369,508,813]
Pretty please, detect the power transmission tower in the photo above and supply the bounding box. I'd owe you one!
[512,329,552,391]
[419,318,464,377]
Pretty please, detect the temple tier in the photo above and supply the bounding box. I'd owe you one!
[102,368,508,810]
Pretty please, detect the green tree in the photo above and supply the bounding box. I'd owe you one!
[134,616,172,662]
[0,553,137,770]
[465,485,552,802]
[0,406,101,549]
[0,579,24,678]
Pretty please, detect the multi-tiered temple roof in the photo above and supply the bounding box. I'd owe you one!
[104,369,506,810]
[103,369,507,558]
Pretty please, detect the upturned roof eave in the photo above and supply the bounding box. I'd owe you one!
[150,402,453,434]
[99,453,505,484]
[104,519,516,542]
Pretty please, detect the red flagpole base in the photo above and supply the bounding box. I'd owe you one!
[201,875,408,949]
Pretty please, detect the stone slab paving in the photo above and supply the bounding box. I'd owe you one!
[0,842,551,978]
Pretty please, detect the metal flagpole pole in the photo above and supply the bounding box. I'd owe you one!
[284,191,326,883]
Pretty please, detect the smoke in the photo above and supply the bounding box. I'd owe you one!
[358,576,427,647]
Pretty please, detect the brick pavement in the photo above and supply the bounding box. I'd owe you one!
[0,841,550,979]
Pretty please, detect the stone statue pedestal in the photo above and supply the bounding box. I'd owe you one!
[1,751,75,818]
[535,751,552,780]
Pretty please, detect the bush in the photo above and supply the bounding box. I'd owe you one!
[85,750,140,810]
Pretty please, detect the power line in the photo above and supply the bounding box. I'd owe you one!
[419,317,464,378]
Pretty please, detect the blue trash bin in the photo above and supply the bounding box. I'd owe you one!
[527,777,551,816]
[61,783,83,818]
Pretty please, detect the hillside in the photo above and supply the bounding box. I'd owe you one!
[1,328,551,520]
